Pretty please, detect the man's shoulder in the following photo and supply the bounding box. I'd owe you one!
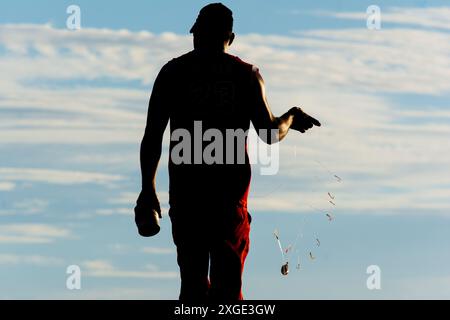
[160,51,258,76]
[156,51,194,77]
[223,53,259,74]
[165,51,195,66]
[225,53,250,67]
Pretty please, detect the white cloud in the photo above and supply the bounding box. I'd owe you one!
[0,167,123,185]
[68,153,138,165]
[106,244,174,255]
[44,286,175,300]
[0,182,15,191]
[107,191,170,215]
[108,192,138,205]
[0,223,71,244]
[109,191,169,205]
[250,188,450,213]
[108,243,130,254]
[13,199,49,214]
[105,244,175,258]
[1,19,449,145]
[330,7,450,30]
[141,247,175,255]
[0,24,185,144]
[0,199,49,216]
[82,259,178,279]
[95,208,132,216]
[0,254,63,266]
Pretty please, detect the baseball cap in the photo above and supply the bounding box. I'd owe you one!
[190,3,233,34]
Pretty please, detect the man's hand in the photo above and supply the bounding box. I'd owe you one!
[289,107,321,133]
[134,189,162,237]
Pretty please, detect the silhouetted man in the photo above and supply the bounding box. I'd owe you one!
[135,3,320,301]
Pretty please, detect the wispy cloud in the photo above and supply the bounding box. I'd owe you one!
[250,188,450,213]
[0,24,184,144]
[0,224,71,244]
[0,254,63,266]
[0,198,49,216]
[108,243,130,254]
[82,260,178,279]
[141,247,175,255]
[0,19,448,146]
[106,191,170,215]
[0,167,123,185]
[95,208,132,216]
[108,192,138,205]
[329,6,450,30]
[106,244,174,255]
[14,199,49,214]
[0,182,15,191]
[45,286,175,300]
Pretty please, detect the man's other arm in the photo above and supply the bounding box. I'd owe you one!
[137,65,170,216]
[249,68,320,144]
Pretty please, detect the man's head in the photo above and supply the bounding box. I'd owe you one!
[190,3,235,50]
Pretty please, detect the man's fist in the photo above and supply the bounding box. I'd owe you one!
[134,189,162,237]
[289,107,321,133]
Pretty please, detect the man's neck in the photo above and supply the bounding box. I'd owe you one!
[194,47,227,57]
[193,36,227,53]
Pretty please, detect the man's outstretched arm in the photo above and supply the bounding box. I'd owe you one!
[136,66,170,217]
[250,68,320,144]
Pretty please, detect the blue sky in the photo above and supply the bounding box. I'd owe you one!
[1,0,450,299]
